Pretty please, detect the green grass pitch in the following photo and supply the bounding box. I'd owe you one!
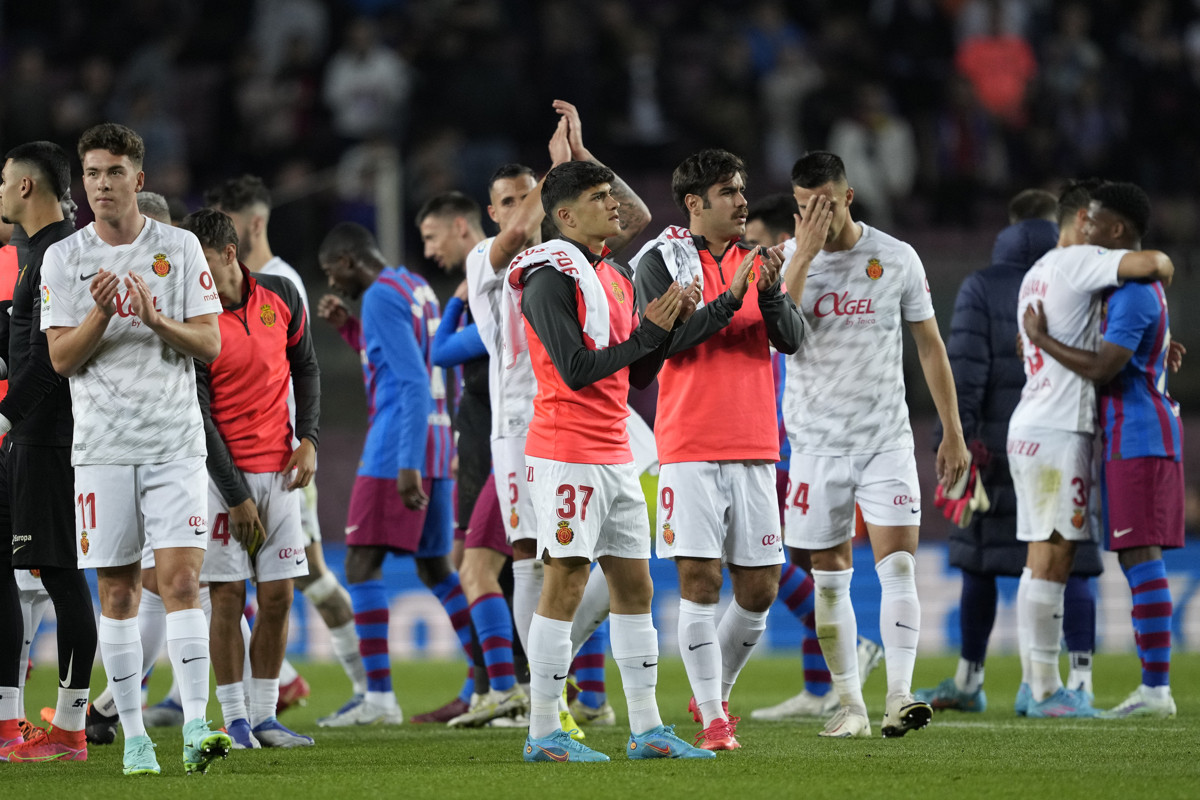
[4,653,1197,798]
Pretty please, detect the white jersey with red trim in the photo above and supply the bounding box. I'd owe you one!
[781,223,934,456]
[1011,244,1125,434]
[464,236,536,440]
[40,218,223,465]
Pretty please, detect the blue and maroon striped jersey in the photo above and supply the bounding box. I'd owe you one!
[358,266,454,480]
[1099,281,1182,461]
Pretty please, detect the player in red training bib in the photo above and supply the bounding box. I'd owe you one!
[508,160,713,763]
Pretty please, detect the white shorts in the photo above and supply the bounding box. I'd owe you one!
[201,471,308,583]
[75,457,209,569]
[526,457,650,561]
[783,449,921,550]
[655,461,783,567]
[1008,427,1094,543]
[493,436,535,543]
[300,481,321,545]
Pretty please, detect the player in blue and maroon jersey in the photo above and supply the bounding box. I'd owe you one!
[318,222,471,726]
[1023,181,1182,719]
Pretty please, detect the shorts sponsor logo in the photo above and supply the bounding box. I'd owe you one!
[260,303,277,327]
[661,523,675,546]
[893,494,917,506]
[188,516,206,527]
[1071,508,1085,530]
[761,533,779,546]
[865,258,884,280]
[509,507,520,529]
[611,281,626,304]
[80,531,90,556]
[555,520,574,545]
[278,547,304,560]
[152,253,171,277]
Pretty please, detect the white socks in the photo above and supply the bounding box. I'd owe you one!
[216,681,248,726]
[717,601,768,703]
[99,615,146,738]
[0,686,19,722]
[138,588,167,677]
[876,551,920,696]
[511,558,544,656]
[955,658,985,694]
[812,568,864,711]
[570,565,610,657]
[166,608,210,723]
[1023,576,1066,701]
[330,620,368,695]
[678,599,722,726]
[1017,568,1032,686]
[526,613,572,739]
[279,658,300,684]
[249,677,279,727]
[609,612,662,735]
[1068,652,1093,695]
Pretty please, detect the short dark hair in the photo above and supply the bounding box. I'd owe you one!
[747,193,798,240]
[671,149,748,216]
[415,191,482,228]
[5,140,70,199]
[204,174,271,213]
[1056,178,1105,227]
[77,123,145,168]
[1007,189,1058,224]
[488,163,536,195]
[541,161,614,219]
[1092,182,1152,240]
[180,208,239,252]
[318,221,380,263]
[790,151,848,189]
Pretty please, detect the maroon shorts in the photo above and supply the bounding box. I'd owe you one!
[1103,457,1184,551]
[776,468,788,527]
[345,476,453,557]
[464,473,511,556]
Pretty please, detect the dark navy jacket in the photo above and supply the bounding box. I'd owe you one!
[940,219,1103,576]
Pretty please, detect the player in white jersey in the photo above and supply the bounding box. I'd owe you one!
[781,151,969,738]
[206,175,365,716]
[451,100,651,728]
[1010,181,1173,718]
[40,123,229,776]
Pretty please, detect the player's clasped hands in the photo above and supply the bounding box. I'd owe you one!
[125,272,161,326]
[644,281,685,330]
[757,244,786,288]
[90,268,121,317]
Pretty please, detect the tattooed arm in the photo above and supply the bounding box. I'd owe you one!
[553,99,651,256]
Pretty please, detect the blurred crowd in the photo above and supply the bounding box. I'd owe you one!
[3,0,1200,260]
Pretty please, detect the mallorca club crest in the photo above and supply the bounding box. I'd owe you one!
[80,531,90,556]
[1071,508,1085,530]
[611,281,626,304]
[260,303,277,327]
[509,507,520,529]
[555,520,574,545]
[865,258,884,280]
[661,522,675,546]
[152,253,171,277]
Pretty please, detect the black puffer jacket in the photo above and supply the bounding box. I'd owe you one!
[939,219,1103,576]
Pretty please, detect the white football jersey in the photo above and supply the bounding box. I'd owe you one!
[41,218,223,466]
[1010,244,1125,434]
[781,224,934,455]
[259,256,309,315]
[465,236,536,439]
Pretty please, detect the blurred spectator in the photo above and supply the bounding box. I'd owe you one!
[251,0,329,76]
[933,76,1003,227]
[1040,2,1103,103]
[955,1,1037,128]
[827,83,917,229]
[3,46,54,145]
[323,17,412,144]
[53,56,116,144]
